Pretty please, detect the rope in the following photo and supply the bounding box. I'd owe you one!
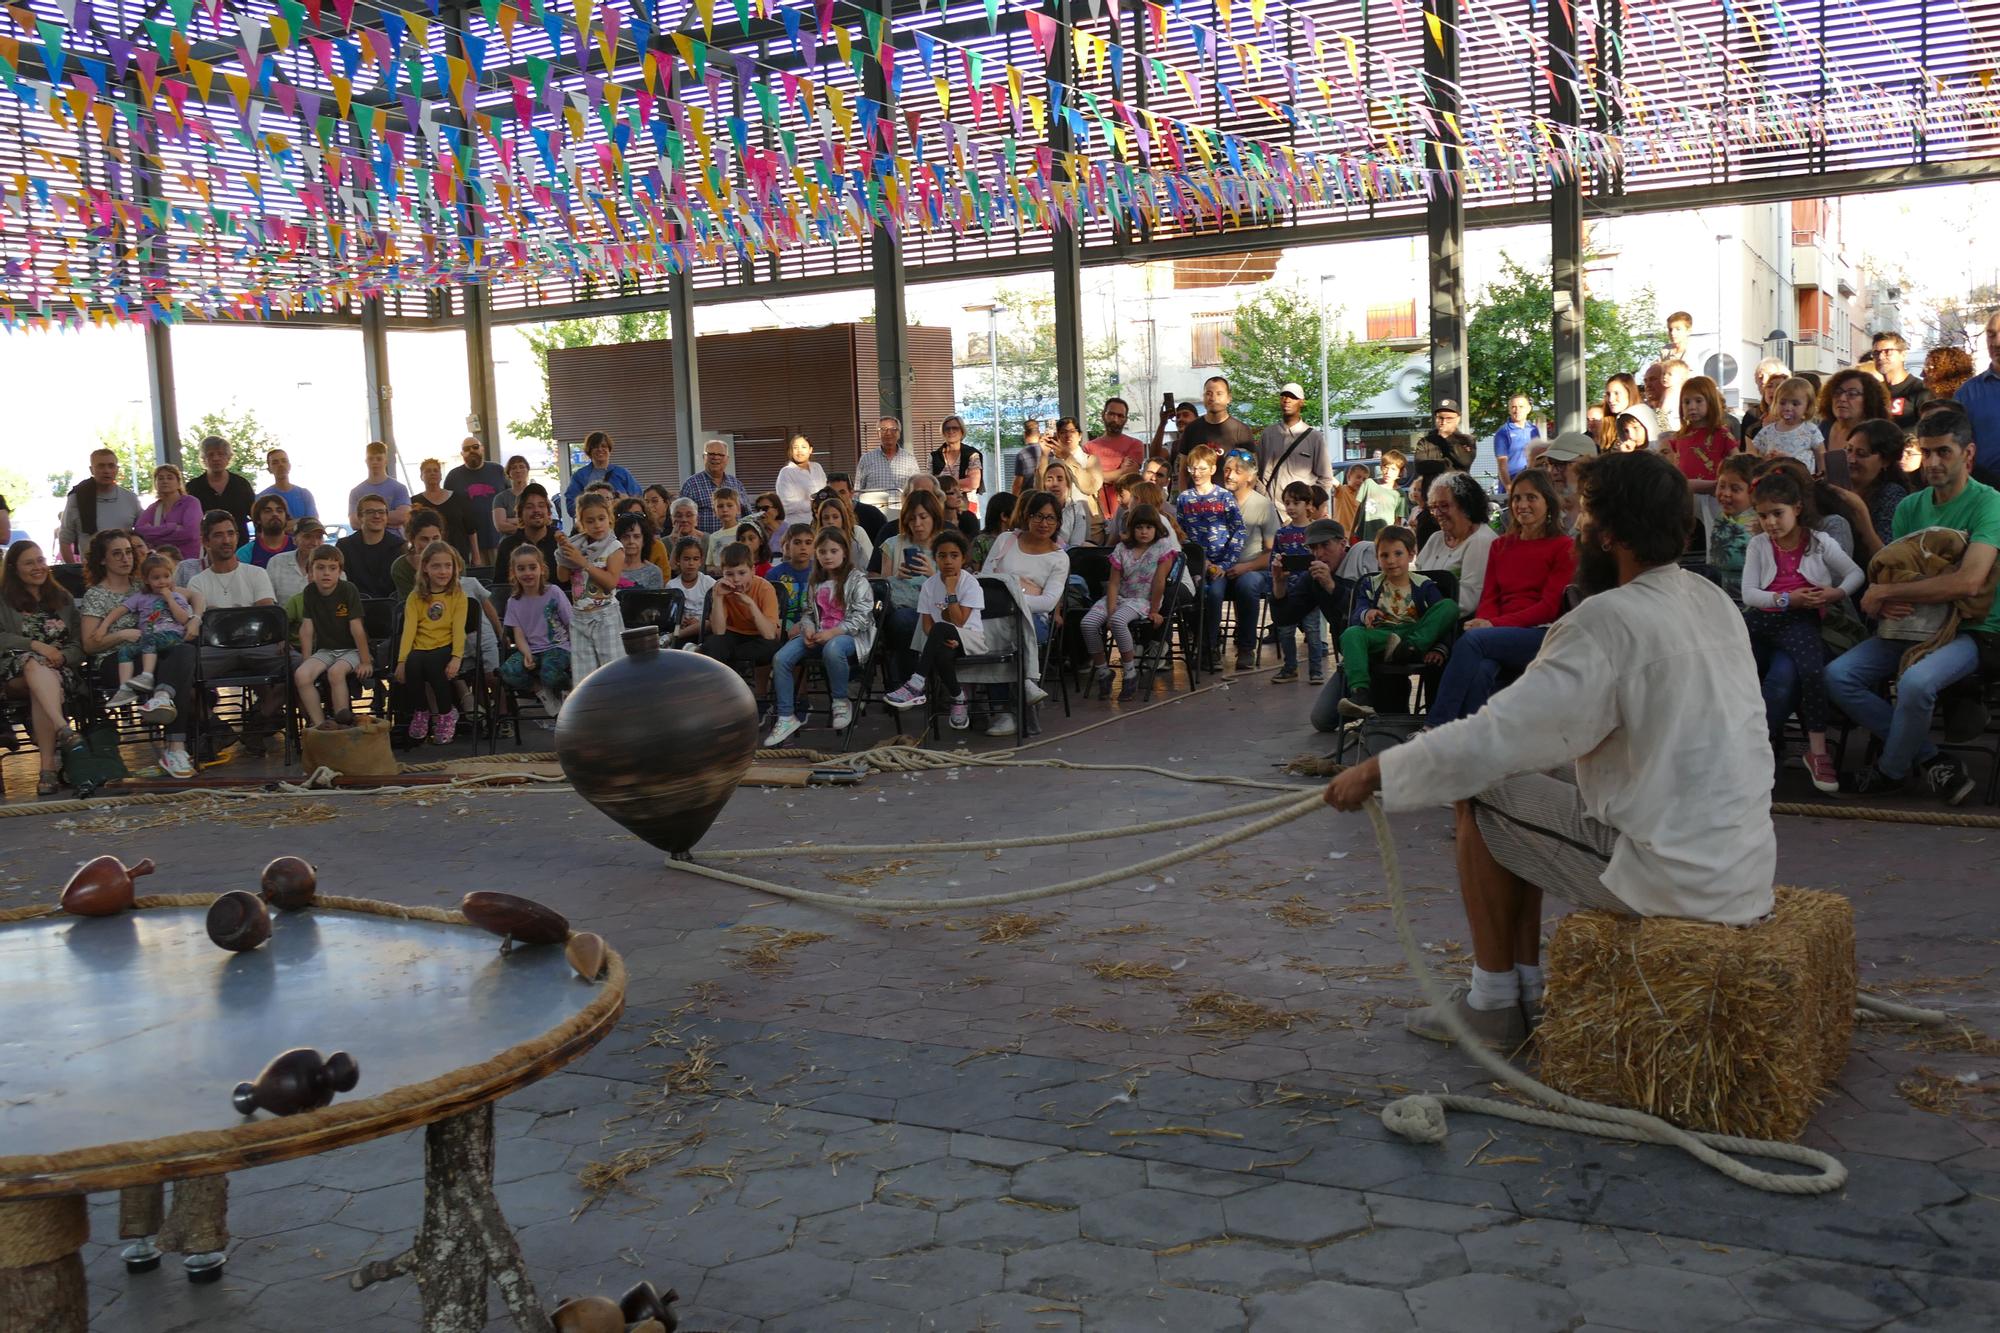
[1770,801,2000,829]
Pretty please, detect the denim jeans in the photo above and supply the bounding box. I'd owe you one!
[1280,610,1327,674]
[1227,570,1271,649]
[1752,641,1802,743]
[1825,633,1980,779]
[1427,626,1549,725]
[773,633,857,720]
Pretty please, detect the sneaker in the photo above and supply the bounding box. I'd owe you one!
[1272,664,1299,684]
[108,680,144,707]
[1024,679,1049,705]
[534,687,562,717]
[1337,687,1376,720]
[1234,648,1254,671]
[948,692,971,730]
[1921,756,1977,807]
[831,700,853,730]
[433,709,460,744]
[987,711,1017,737]
[1404,987,1530,1051]
[1801,751,1840,794]
[130,670,155,692]
[160,747,195,778]
[1121,669,1139,699]
[140,688,178,726]
[764,715,804,747]
[1839,765,1901,797]
[1091,665,1113,698]
[884,683,926,710]
[407,710,431,741]
[1308,667,1327,686]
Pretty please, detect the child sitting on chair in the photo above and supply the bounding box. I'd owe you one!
[1336,526,1458,720]
[106,553,196,706]
[1708,453,1759,607]
[293,546,371,729]
[1081,504,1174,701]
[499,545,572,718]
[1269,481,1327,685]
[667,536,713,646]
[885,529,985,731]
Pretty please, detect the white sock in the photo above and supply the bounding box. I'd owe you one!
[1516,963,1545,1003]
[906,673,926,690]
[1467,965,1521,1012]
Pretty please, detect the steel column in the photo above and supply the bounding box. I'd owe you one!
[361,297,396,451]
[864,0,911,427]
[666,265,703,482]
[1422,0,1467,416]
[1550,0,1586,436]
[143,322,179,468]
[1047,0,1087,421]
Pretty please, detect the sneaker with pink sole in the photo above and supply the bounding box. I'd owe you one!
[884,683,926,710]
[407,710,431,740]
[433,709,460,744]
[947,691,971,730]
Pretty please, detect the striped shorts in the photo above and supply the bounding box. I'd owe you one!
[1466,767,1635,916]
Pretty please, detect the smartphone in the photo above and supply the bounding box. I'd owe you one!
[1283,552,1312,573]
[1822,448,1851,489]
[1161,391,1176,417]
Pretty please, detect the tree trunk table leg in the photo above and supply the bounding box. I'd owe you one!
[157,1175,228,1283]
[352,1105,552,1333]
[0,1196,89,1333]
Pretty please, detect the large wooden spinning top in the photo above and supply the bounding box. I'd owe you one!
[555,627,759,859]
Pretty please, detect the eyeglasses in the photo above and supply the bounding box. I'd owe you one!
[1029,510,1060,523]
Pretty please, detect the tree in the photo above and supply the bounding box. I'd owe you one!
[1220,285,1406,430]
[179,407,278,479]
[1464,253,1655,435]
[47,419,159,498]
[510,312,672,453]
[955,286,1120,465]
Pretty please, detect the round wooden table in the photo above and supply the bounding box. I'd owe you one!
[0,896,625,1333]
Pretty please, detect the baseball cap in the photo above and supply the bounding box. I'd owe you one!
[1303,519,1346,545]
[1279,382,1306,400]
[294,516,326,538]
[1543,431,1599,463]
[1435,399,1461,415]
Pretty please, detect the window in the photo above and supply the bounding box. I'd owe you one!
[1366,300,1418,341]
[1190,313,1232,366]
[1796,289,1833,339]
[1791,199,1828,245]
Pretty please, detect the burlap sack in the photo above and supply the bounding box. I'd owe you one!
[299,715,398,777]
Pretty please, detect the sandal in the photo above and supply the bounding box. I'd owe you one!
[37,771,61,796]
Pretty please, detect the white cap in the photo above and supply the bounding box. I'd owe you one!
[1279,382,1306,399]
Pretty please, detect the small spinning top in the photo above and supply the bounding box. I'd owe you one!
[565,931,608,982]
[232,1048,359,1116]
[550,1295,624,1333]
[205,891,272,952]
[461,892,570,950]
[620,1282,677,1329]
[259,856,318,911]
[60,856,156,916]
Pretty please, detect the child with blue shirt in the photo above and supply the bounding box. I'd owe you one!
[1171,445,1245,671]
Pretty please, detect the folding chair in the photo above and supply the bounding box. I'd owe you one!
[800,596,890,750]
[192,606,296,762]
[1129,554,1199,697]
[360,598,400,720]
[1364,569,1461,715]
[617,587,687,639]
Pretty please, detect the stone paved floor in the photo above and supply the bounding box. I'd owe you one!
[6,668,1999,1331]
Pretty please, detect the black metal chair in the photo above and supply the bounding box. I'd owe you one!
[1332,569,1463,765]
[617,587,687,638]
[192,606,296,762]
[360,598,400,719]
[1129,555,1200,696]
[798,595,890,750]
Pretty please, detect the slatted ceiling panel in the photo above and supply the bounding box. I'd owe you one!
[1455,0,1552,208]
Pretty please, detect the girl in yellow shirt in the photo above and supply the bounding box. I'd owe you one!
[396,540,468,744]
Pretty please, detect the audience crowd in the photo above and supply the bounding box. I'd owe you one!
[5,309,1999,806]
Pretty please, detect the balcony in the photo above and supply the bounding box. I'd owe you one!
[1792,246,1823,293]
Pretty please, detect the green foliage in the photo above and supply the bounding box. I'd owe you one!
[1464,254,1656,434]
[179,407,278,479]
[510,312,673,451]
[1219,284,1406,429]
[955,287,1119,469]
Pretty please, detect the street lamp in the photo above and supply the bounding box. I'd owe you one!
[963,302,1006,476]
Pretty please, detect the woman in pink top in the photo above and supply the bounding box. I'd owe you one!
[1427,470,1578,725]
[134,465,204,559]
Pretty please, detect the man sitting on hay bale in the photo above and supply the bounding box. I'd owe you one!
[1327,450,1774,1050]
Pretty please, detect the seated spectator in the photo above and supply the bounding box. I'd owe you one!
[394,540,468,744]
[1172,446,1247,673]
[1708,455,1759,603]
[1815,367,1891,466]
[1611,406,1659,452]
[338,493,407,599]
[135,464,203,556]
[1270,481,1329,684]
[1825,419,1911,560]
[238,494,296,568]
[1336,525,1459,719]
[876,492,945,683]
[1740,470,1863,792]
[1827,406,1998,805]
[1752,456,1855,557]
[391,510,449,598]
[735,521,771,576]
[1216,451,1277,671]
[556,494,626,679]
[980,490,1070,735]
[75,531,193,773]
[188,509,284,748]
[884,528,985,729]
[813,493,874,577]
[765,525,815,632]
[494,485,560,586]
[751,492,786,545]
[267,517,326,607]
[664,495,701,553]
[1327,451,1774,1049]
[0,542,88,794]
[1531,432,1596,535]
[616,513,665,589]
[765,529,875,745]
[667,537,713,645]
[1415,473,1497,616]
[499,545,573,718]
[1426,471,1577,726]
[1754,377,1826,473]
[700,542,781,693]
[1081,504,1176,702]
[971,494,1017,569]
[939,475,981,540]
[827,473,889,546]
[293,546,372,729]
[103,553,195,708]
[703,489,746,572]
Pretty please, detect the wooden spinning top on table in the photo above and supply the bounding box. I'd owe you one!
[550,1296,624,1333]
[621,1281,677,1329]
[259,855,318,910]
[232,1048,360,1116]
[59,855,155,916]
[461,891,570,950]
[206,890,273,952]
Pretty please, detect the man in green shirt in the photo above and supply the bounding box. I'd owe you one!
[1827,405,1999,805]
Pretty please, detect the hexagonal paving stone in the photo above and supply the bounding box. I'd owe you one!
[734,1160,883,1215]
[1221,1181,1370,1246]
[950,1132,1062,1168]
[764,1299,922,1331]
[652,1202,794,1269]
[823,1122,954,1172]
[919,1291,1081,1332]
[1458,1219,1629,1287]
[879,1156,1015,1210]
[937,1197,1081,1253]
[854,1246,1005,1311]
[1569,1265,1755,1331]
[1735,1257,1924,1330]
[1009,1154,1148,1209]
[1157,1238,1315,1295]
[1004,1239,1161,1300]
[1145,1161,1276,1198]
[1078,1189,1227,1250]
[1406,1273,1579,1331]
[1247,1281,1417,1332]
[1311,1228,1468,1289]
[697,1250,856,1320]
[1083,1286,1245,1331]
[793,1202,940,1261]
[1362,1193,1504,1236]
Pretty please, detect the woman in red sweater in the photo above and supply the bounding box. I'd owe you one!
[1426,470,1577,724]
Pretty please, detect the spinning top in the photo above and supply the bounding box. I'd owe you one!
[232,1048,359,1116]
[550,1295,624,1333]
[555,628,758,860]
[205,891,272,952]
[565,931,608,982]
[620,1281,678,1329]
[461,892,570,949]
[60,856,156,916]
[259,856,318,910]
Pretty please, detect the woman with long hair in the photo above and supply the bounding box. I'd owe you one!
[0,543,88,793]
[1596,373,1640,450]
[1824,418,1911,559]
[812,492,872,574]
[978,488,1070,735]
[1815,367,1890,461]
[776,436,827,533]
[930,415,985,513]
[135,464,203,557]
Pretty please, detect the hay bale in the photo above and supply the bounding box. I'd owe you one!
[1538,888,1855,1142]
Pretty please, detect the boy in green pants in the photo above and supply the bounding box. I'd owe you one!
[1337,526,1458,719]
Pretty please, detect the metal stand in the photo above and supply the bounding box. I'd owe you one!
[351,1105,552,1333]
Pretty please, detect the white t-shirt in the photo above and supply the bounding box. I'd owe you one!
[982,531,1070,617]
[917,570,986,653]
[189,561,276,609]
[672,573,716,629]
